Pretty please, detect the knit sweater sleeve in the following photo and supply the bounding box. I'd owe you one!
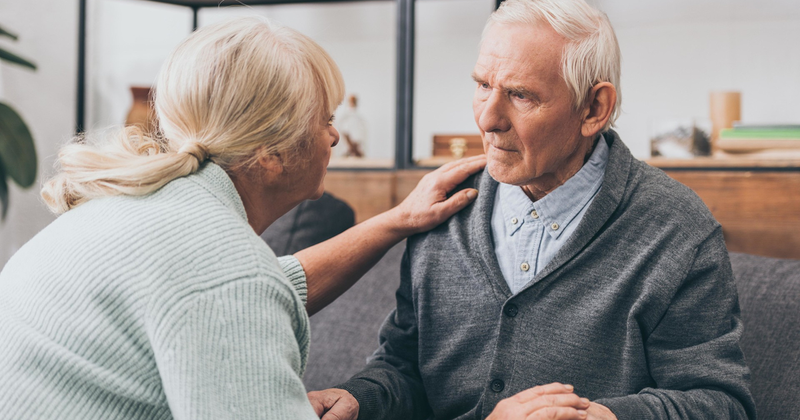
[596,227,756,419]
[279,255,307,306]
[150,276,318,420]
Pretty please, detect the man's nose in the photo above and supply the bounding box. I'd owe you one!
[477,91,511,133]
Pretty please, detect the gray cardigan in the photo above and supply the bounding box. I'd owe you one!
[339,132,755,420]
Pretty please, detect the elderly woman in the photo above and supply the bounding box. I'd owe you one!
[0,17,483,420]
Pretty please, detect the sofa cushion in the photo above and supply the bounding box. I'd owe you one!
[303,242,405,391]
[261,192,355,255]
[729,252,800,420]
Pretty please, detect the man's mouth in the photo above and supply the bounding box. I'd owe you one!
[483,133,515,152]
[489,143,515,152]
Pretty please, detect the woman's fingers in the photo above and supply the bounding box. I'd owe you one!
[433,155,487,189]
[431,188,479,219]
[392,155,486,235]
[439,154,487,173]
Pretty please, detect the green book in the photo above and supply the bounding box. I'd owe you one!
[721,128,800,139]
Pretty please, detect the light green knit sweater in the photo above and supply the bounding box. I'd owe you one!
[0,163,319,420]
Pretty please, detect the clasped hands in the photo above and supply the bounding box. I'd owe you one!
[307,382,617,420]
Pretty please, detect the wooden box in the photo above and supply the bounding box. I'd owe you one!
[432,134,484,158]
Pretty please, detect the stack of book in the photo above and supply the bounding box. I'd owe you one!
[717,125,800,157]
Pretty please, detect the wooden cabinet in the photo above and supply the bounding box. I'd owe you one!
[325,158,800,260]
[648,158,800,259]
[323,171,397,223]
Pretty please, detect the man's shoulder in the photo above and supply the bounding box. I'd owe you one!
[626,158,719,231]
[408,168,494,249]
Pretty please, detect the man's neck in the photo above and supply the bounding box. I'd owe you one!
[520,135,600,202]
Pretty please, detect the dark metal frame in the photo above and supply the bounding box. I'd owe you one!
[395,0,414,169]
[75,0,498,169]
[76,0,88,133]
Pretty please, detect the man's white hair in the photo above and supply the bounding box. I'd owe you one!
[484,0,621,131]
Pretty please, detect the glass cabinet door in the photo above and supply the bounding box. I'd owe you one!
[87,0,193,132]
[201,1,398,168]
[412,0,494,166]
[87,0,397,169]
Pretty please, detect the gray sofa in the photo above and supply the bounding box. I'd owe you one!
[263,195,800,420]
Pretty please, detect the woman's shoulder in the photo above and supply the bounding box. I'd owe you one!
[60,164,291,294]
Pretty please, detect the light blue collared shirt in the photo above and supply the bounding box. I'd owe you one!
[490,135,609,294]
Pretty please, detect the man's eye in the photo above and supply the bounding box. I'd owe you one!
[512,92,526,100]
[480,83,490,89]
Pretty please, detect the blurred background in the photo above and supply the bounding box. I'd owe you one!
[1,0,799,267]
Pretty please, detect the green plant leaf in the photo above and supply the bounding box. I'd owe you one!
[0,159,8,221]
[0,47,36,70]
[0,25,19,41]
[0,102,37,188]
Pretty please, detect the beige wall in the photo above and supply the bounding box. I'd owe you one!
[0,0,77,267]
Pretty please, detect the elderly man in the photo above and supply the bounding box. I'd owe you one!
[309,0,755,419]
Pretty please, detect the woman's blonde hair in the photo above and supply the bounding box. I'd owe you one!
[485,0,621,131]
[42,16,345,214]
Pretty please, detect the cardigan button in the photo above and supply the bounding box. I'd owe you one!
[504,304,518,318]
[490,379,505,393]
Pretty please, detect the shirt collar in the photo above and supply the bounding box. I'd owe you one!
[497,134,609,239]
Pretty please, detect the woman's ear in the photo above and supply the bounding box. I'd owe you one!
[256,151,284,178]
[580,82,617,138]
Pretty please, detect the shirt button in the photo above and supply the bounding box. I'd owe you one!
[504,304,518,318]
[551,222,559,230]
[520,262,530,272]
[491,379,505,393]
[511,217,518,225]
[531,210,539,219]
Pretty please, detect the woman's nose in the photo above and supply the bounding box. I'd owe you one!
[330,126,340,147]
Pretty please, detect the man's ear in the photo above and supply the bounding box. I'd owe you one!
[580,82,617,138]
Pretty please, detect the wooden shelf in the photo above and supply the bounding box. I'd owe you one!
[328,157,394,169]
[647,156,800,169]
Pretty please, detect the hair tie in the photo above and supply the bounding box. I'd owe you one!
[177,142,210,163]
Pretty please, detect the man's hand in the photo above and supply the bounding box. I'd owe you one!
[487,383,590,420]
[307,388,359,420]
[585,401,617,420]
[388,155,486,236]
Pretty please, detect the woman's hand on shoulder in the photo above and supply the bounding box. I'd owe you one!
[388,155,486,236]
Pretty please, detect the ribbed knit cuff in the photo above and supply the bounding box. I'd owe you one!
[278,255,307,306]
[595,396,651,420]
[336,379,385,420]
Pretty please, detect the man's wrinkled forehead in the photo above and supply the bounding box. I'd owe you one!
[473,22,566,85]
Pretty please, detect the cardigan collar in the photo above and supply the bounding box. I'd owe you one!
[469,130,634,300]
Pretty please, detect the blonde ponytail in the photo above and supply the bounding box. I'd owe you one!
[41,126,209,213]
[41,16,345,214]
